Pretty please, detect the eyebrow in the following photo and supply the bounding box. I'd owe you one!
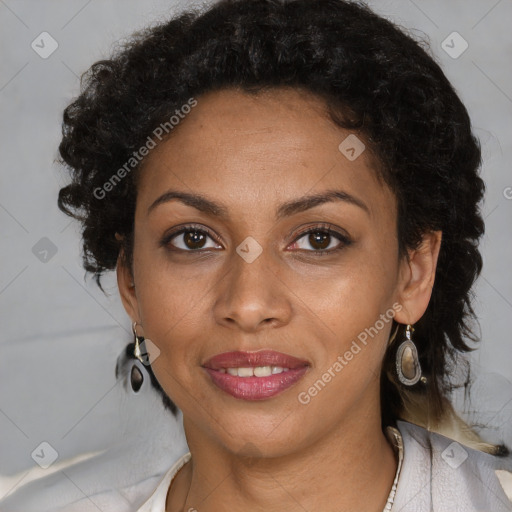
[147,189,370,219]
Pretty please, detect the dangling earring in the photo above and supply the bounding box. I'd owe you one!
[131,322,145,392]
[395,324,425,386]
[132,321,145,364]
[130,364,144,393]
[132,322,160,367]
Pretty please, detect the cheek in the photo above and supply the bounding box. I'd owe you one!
[295,280,397,429]
[135,276,209,363]
[296,249,399,400]
[132,235,216,329]
[130,249,210,379]
[307,249,399,343]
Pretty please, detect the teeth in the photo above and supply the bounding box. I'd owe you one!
[222,366,289,377]
[254,366,272,377]
[237,367,254,377]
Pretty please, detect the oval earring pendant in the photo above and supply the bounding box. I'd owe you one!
[396,338,422,386]
[130,364,144,392]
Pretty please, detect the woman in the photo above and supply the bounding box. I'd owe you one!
[57,0,512,510]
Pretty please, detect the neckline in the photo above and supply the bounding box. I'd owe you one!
[383,425,404,511]
[146,427,404,511]
[165,452,191,509]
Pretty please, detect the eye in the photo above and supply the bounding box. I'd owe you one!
[161,223,351,255]
[161,224,222,252]
[289,224,351,255]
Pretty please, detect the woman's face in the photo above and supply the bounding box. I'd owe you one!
[118,87,437,457]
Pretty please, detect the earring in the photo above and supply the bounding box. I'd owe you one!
[131,322,145,392]
[130,364,144,393]
[395,324,425,386]
[132,322,145,364]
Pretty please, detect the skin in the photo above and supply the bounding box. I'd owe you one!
[117,87,442,511]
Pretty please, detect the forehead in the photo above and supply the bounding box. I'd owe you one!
[135,87,395,220]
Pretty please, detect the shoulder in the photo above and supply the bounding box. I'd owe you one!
[393,420,512,511]
[0,450,191,512]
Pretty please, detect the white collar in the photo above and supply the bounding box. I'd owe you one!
[137,452,191,512]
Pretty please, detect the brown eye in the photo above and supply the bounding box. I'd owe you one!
[307,232,331,250]
[162,225,222,252]
[182,230,207,250]
[289,226,351,254]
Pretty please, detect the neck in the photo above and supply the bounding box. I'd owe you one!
[167,411,398,512]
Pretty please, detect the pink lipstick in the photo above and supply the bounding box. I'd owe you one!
[202,350,310,400]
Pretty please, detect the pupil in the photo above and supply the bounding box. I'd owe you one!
[185,231,206,249]
[309,232,329,250]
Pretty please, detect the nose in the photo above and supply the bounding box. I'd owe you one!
[213,245,292,333]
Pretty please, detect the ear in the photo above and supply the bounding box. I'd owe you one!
[394,230,442,325]
[115,234,139,323]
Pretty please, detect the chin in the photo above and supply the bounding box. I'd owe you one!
[212,406,310,455]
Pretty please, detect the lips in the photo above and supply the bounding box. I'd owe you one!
[202,350,310,401]
[203,350,309,371]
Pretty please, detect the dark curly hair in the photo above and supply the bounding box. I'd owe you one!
[58,0,489,433]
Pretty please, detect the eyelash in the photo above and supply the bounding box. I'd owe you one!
[160,223,352,256]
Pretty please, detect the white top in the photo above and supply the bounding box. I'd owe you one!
[137,452,191,512]
[136,421,512,512]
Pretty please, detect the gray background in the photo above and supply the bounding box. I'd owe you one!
[1,0,511,509]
